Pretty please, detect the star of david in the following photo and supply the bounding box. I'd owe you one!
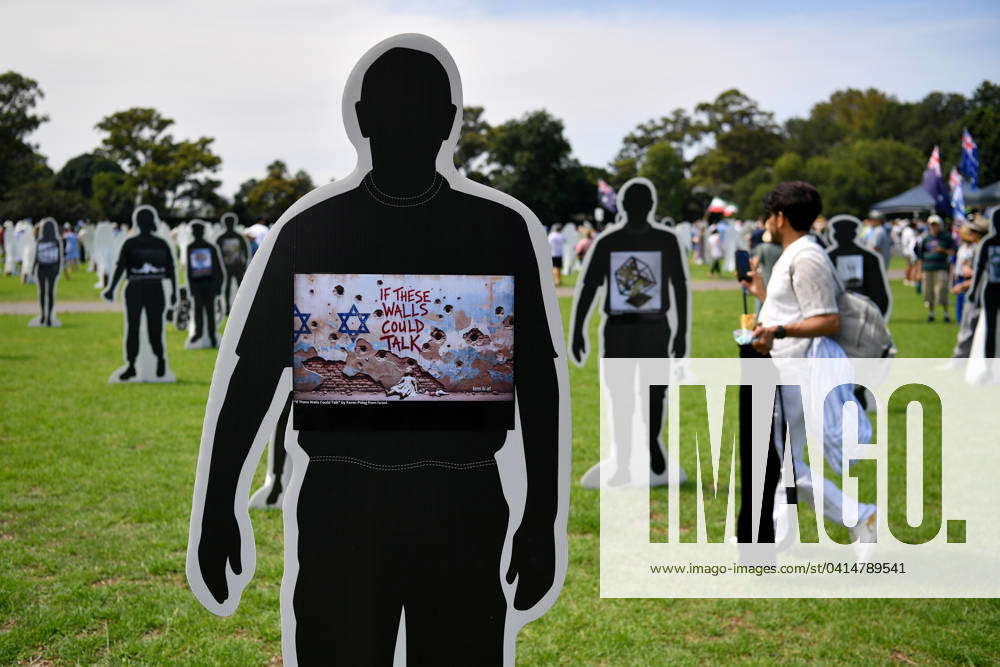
[292,304,312,343]
[337,304,371,340]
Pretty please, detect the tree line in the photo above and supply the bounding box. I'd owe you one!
[1,69,997,225]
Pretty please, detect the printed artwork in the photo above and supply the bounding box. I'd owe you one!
[189,248,213,279]
[36,240,59,265]
[220,238,242,265]
[609,250,661,313]
[988,246,1000,284]
[836,255,864,288]
[292,273,514,405]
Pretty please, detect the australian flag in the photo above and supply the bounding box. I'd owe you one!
[922,146,951,218]
[959,128,979,189]
[597,179,617,213]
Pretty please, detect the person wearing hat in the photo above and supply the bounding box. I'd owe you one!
[952,214,991,357]
[915,214,955,322]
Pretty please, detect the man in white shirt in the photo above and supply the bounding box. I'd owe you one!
[548,223,565,286]
[741,181,877,550]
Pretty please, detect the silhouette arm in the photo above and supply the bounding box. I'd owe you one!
[969,244,989,305]
[102,245,126,301]
[505,217,562,610]
[571,238,604,364]
[189,228,291,610]
[667,236,688,357]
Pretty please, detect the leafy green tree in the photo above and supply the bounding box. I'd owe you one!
[91,170,136,222]
[484,109,593,225]
[95,107,222,215]
[54,152,123,200]
[816,139,923,217]
[873,91,969,168]
[964,80,1000,184]
[638,142,687,219]
[0,71,50,194]
[689,89,784,195]
[0,180,95,221]
[236,160,315,223]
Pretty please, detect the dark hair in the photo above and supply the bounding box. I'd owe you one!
[763,181,822,232]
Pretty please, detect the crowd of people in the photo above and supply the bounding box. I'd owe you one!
[546,197,997,363]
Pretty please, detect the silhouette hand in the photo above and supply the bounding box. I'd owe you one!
[101,288,114,303]
[505,518,556,610]
[197,507,243,604]
[170,293,178,306]
[672,340,686,359]
[571,332,586,365]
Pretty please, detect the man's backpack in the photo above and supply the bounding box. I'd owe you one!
[789,242,894,358]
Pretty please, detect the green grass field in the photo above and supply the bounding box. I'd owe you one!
[1,269,995,664]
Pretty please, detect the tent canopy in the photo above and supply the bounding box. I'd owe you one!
[870,185,935,215]
[870,180,1000,215]
[965,181,1000,208]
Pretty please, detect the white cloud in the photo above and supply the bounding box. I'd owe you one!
[3,0,998,204]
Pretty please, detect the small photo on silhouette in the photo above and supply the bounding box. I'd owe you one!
[609,250,662,313]
[189,247,214,279]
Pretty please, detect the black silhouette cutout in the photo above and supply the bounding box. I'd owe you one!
[216,212,250,314]
[186,222,224,348]
[826,215,891,318]
[30,218,63,327]
[103,206,177,382]
[189,39,565,665]
[970,210,1000,358]
[570,178,689,487]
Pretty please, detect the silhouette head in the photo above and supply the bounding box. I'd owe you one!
[221,212,237,231]
[831,217,860,245]
[133,206,158,235]
[619,179,655,229]
[191,222,205,239]
[39,218,58,241]
[355,47,456,164]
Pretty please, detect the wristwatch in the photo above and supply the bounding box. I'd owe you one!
[775,325,787,339]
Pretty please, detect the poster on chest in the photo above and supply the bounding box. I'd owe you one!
[609,250,661,313]
[292,272,515,428]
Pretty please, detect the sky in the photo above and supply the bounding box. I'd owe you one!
[4,0,999,198]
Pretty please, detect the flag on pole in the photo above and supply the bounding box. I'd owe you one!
[949,167,966,223]
[597,179,617,213]
[922,146,950,217]
[960,128,979,189]
[708,197,738,217]
[927,145,942,177]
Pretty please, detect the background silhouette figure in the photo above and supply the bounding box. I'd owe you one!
[30,218,63,327]
[187,35,569,666]
[970,209,1000,358]
[570,178,690,488]
[826,215,891,319]
[216,212,249,314]
[185,222,224,349]
[103,206,177,382]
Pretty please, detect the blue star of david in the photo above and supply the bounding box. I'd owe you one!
[292,304,311,343]
[337,304,371,339]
